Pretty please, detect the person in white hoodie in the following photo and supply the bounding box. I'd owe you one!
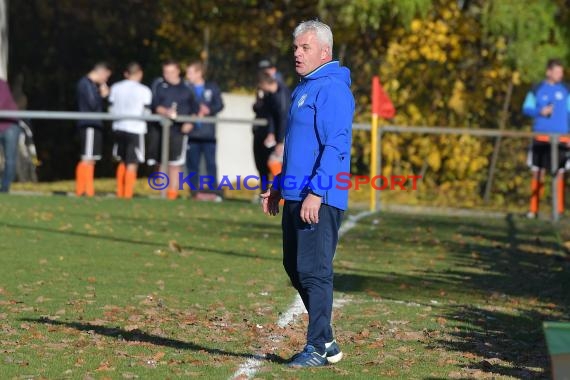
[109,62,152,198]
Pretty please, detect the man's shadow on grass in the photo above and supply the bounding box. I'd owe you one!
[0,221,279,262]
[334,212,570,379]
[21,317,288,363]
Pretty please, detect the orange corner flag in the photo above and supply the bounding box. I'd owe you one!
[372,76,395,119]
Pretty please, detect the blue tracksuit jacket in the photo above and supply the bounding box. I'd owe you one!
[522,81,570,135]
[277,61,355,211]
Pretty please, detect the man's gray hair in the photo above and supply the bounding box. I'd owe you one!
[293,20,333,53]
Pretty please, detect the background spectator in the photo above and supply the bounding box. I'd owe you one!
[75,62,112,197]
[184,60,224,201]
[151,59,199,200]
[109,62,152,199]
[0,79,20,192]
[522,58,570,218]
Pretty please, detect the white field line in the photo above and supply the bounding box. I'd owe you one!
[229,210,375,380]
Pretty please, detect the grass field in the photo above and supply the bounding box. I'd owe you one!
[1,194,569,379]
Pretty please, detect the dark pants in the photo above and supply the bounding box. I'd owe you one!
[282,200,343,354]
[0,123,21,192]
[186,140,217,193]
[145,123,161,166]
[253,130,273,192]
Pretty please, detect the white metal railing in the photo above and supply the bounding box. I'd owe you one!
[0,110,267,198]
[0,110,568,221]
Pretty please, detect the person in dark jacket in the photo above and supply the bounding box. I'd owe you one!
[75,62,112,197]
[0,79,21,192]
[152,59,199,200]
[257,72,290,176]
[258,58,288,91]
[184,60,224,199]
[253,60,289,193]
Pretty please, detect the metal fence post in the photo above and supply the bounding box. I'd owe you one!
[550,134,559,222]
[160,117,172,199]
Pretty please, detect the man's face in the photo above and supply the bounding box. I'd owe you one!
[264,67,277,77]
[293,31,329,76]
[95,68,111,84]
[185,66,202,84]
[547,65,564,83]
[163,64,181,85]
[259,81,278,94]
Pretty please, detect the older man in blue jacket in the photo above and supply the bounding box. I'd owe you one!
[261,20,355,368]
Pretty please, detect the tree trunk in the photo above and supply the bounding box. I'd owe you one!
[483,80,514,203]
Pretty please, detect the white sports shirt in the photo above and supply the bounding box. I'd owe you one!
[109,79,152,134]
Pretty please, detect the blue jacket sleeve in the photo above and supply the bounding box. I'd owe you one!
[308,84,354,197]
[522,91,539,118]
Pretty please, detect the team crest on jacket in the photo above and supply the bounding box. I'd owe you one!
[204,89,213,102]
[555,91,564,100]
[298,94,307,107]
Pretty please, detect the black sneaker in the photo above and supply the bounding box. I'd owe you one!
[325,339,343,364]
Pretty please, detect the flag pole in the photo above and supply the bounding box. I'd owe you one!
[370,76,381,212]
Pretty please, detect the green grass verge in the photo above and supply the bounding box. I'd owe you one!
[0,195,569,379]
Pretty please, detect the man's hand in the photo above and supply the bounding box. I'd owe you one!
[264,133,276,148]
[199,104,210,116]
[156,106,177,119]
[181,123,194,133]
[300,193,322,224]
[260,187,282,216]
[540,104,554,117]
[99,83,110,98]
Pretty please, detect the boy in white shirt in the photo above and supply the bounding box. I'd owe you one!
[109,62,152,198]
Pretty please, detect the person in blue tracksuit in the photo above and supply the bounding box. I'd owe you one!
[184,60,224,199]
[261,20,354,368]
[522,58,570,218]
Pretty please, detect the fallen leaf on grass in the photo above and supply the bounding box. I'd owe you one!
[168,240,182,253]
[397,331,425,341]
[96,361,113,371]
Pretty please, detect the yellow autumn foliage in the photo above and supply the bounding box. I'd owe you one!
[364,0,529,206]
